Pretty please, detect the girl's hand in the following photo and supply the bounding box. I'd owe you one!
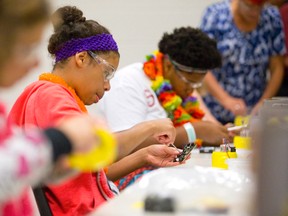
[144,145,181,167]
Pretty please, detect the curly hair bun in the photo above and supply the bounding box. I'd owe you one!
[52,6,86,31]
[48,5,111,56]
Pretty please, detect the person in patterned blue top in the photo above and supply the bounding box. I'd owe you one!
[200,0,286,124]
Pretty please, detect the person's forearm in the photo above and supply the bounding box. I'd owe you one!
[130,125,189,152]
[132,136,157,152]
[175,121,228,146]
[259,56,284,102]
[192,89,221,125]
[132,131,187,153]
[284,56,288,68]
[204,72,230,105]
[137,122,216,149]
[106,149,146,181]
[173,126,189,147]
[114,122,155,160]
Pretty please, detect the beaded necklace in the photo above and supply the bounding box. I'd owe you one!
[143,52,205,127]
[39,73,87,113]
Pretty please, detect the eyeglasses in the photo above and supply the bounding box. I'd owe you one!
[87,50,116,81]
[170,60,206,89]
[170,59,207,74]
[175,69,203,89]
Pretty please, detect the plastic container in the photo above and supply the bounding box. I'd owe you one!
[226,158,252,174]
[236,149,253,159]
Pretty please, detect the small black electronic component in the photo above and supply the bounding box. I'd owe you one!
[144,194,175,212]
[199,146,215,154]
[174,143,195,162]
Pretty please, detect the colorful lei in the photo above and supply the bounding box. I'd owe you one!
[143,52,205,146]
[143,52,205,125]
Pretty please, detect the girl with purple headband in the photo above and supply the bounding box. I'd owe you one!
[9,5,181,216]
[0,1,125,216]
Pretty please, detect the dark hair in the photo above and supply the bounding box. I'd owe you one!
[158,27,222,70]
[48,6,114,59]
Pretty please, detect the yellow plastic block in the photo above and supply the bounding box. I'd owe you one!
[234,136,251,150]
[212,151,237,169]
[234,115,250,126]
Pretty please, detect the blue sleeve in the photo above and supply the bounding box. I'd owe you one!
[267,7,286,56]
[200,6,219,40]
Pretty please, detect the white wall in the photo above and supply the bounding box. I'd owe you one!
[0,0,220,113]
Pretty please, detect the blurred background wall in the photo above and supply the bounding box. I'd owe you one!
[0,0,220,114]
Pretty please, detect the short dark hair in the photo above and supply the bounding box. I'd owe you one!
[158,27,222,70]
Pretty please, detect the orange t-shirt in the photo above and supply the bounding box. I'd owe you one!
[9,80,115,216]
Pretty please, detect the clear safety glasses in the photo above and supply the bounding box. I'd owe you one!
[87,50,116,81]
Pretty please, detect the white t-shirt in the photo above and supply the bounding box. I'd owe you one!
[98,63,167,132]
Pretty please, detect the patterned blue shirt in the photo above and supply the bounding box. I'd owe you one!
[200,0,286,123]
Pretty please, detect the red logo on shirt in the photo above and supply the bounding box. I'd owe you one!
[144,89,155,107]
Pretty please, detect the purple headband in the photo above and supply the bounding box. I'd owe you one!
[55,33,118,62]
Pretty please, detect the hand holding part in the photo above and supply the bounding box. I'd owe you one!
[173,143,195,162]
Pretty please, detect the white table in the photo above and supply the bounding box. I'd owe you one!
[89,149,254,216]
